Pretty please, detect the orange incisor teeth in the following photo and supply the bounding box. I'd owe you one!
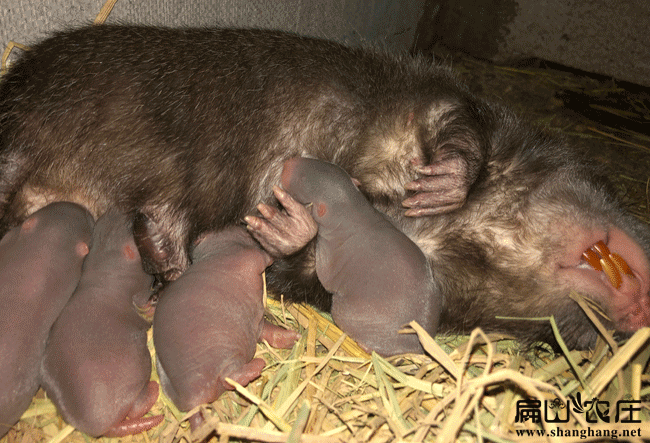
[583,241,635,290]
[582,248,603,271]
[592,240,611,258]
[600,256,622,289]
[610,252,634,276]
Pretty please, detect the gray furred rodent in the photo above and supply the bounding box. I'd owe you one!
[0,25,648,354]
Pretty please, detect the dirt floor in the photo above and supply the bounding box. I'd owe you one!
[435,48,650,225]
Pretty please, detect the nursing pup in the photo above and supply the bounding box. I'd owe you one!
[40,209,163,437]
[153,227,298,424]
[0,203,93,438]
[248,158,440,355]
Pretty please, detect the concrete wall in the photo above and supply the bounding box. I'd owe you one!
[414,0,650,87]
[4,0,647,85]
[1,0,424,59]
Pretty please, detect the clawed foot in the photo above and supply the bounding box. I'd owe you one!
[403,156,470,216]
[245,186,318,257]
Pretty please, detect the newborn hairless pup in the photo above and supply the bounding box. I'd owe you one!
[247,157,441,355]
[0,202,94,438]
[153,226,299,424]
[41,209,163,437]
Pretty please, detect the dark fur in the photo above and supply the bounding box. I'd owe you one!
[0,25,648,349]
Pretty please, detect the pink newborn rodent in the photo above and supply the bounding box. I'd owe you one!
[0,202,94,438]
[41,209,163,437]
[153,226,299,424]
